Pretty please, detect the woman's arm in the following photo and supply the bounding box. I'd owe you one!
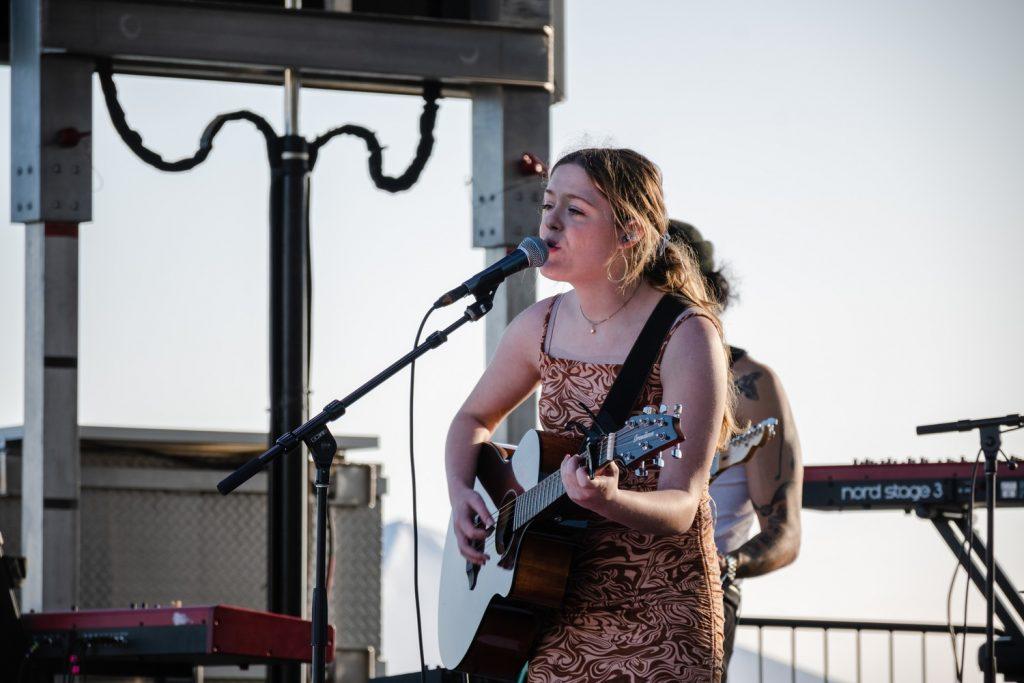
[444,298,547,563]
[561,314,729,535]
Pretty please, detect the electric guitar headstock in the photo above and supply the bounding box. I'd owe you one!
[710,417,779,482]
[588,404,686,478]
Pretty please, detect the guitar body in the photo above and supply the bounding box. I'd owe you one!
[438,415,775,679]
[438,430,584,680]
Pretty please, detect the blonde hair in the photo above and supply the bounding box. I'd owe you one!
[550,147,738,448]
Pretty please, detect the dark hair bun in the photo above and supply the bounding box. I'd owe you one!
[667,219,735,310]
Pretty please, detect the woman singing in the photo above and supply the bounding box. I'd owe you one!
[445,147,735,682]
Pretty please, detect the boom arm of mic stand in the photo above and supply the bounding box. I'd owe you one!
[217,290,497,495]
[916,414,1023,435]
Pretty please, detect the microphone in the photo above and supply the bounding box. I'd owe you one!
[434,236,549,307]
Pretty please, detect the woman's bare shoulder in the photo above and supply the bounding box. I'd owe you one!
[503,294,559,338]
[661,310,723,368]
[489,295,560,364]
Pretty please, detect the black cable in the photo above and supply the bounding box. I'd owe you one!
[99,56,440,192]
[945,449,982,680]
[100,58,440,191]
[409,305,437,683]
[326,498,336,595]
[96,60,279,170]
[959,451,983,681]
[965,451,982,680]
[946,556,961,675]
[304,167,313,417]
[308,82,441,193]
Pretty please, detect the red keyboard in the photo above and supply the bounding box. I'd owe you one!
[804,459,1024,510]
[22,604,333,674]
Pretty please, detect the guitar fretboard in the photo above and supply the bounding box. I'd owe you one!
[505,416,678,531]
[512,469,567,531]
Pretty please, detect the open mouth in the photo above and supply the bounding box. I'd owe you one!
[545,238,560,250]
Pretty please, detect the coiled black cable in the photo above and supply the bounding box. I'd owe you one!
[308,81,441,192]
[97,60,279,170]
[98,59,441,193]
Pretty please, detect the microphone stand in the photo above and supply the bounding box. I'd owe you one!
[218,289,498,683]
[917,412,1023,683]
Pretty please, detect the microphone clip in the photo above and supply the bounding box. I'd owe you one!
[464,288,497,321]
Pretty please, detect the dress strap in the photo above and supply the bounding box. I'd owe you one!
[540,293,564,357]
[656,307,722,364]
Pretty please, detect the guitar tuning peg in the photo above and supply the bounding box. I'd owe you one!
[634,466,648,477]
[671,445,683,459]
[672,403,683,417]
[642,406,656,415]
[651,455,665,468]
[659,404,669,414]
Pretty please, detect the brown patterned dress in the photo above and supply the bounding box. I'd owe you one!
[527,294,725,683]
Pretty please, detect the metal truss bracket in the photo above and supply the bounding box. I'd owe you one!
[35,0,554,95]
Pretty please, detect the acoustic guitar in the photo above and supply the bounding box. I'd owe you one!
[438,408,777,680]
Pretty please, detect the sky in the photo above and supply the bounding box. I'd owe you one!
[1,1,1022,680]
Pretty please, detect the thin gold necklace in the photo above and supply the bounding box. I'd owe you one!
[578,287,640,334]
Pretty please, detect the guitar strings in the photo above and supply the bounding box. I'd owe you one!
[472,433,621,530]
[470,433,674,556]
[470,455,621,557]
[472,433,632,534]
[472,440,656,557]
[471,470,565,556]
[467,419,770,558]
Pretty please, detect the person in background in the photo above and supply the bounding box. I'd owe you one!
[669,220,804,680]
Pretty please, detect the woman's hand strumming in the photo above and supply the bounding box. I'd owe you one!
[450,486,494,566]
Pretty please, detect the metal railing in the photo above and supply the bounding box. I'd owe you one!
[736,616,996,683]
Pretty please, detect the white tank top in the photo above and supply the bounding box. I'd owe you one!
[709,462,756,555]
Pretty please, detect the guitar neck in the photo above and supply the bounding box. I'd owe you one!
[512,469,567,531]
[506,413,685,531]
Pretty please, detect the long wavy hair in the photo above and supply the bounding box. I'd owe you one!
[550,147,738,449]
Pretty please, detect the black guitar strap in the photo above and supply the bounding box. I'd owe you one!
[591,294,689,435]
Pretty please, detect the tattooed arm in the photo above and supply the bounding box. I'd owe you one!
[726,356,803,579]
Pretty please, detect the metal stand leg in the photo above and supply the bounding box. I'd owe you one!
[928,514,1024,644]
[917,414,1024,681]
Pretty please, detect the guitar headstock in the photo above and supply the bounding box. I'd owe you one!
[593,404,686,477]
[710,417,779,481]
[730,417,778,451]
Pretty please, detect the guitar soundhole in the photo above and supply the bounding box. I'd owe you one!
[494,491,517,556]
[496,518,513,556]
